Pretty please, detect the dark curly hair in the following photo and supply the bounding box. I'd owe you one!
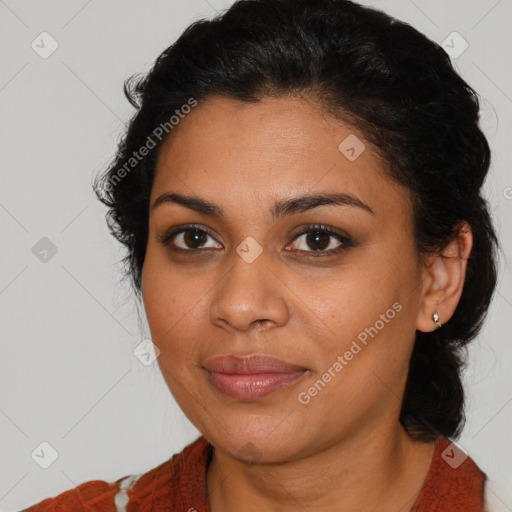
[93,0,499,442]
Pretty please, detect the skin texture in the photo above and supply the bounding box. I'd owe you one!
[141,94,473,512]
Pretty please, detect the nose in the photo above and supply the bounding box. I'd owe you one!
[209,248,290,333]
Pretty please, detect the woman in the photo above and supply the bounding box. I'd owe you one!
[21,0,501,510]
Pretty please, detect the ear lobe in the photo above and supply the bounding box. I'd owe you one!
[415,222,473,333]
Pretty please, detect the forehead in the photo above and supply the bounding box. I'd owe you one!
[151,94,409,220]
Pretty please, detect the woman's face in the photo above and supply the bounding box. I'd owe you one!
[142,94,428,462]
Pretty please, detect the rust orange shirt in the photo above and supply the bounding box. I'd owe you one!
[21,435,487,511]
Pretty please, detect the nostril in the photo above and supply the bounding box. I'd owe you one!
[255,319,272,329]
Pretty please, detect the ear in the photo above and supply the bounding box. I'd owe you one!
[416,221,473,333]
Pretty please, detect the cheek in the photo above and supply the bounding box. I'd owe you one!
[142,247,195,331]
[141,253,217,378]
[301,252,416,388]
[303,260,399,339]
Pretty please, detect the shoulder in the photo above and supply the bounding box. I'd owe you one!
[426,438,510,512]
[411,435,487,511]
[20,436,212,512]
[19,479,122,511]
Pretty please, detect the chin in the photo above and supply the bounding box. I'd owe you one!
[199,415,311,465]
[214,433,295,464]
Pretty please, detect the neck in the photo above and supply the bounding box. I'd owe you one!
[206,423,436,512]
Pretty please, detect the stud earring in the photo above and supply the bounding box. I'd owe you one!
[433,311,442,329]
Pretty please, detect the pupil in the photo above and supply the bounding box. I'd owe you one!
[307,231,329,250]
[185,229,206,248]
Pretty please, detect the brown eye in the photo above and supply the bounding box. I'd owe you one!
[182,229,209,249]
[304,230,331,251]
[158,225,222,251]
[158,223,352,257]
[287,225,353,256]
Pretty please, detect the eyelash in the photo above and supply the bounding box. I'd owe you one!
[157,223,353,257]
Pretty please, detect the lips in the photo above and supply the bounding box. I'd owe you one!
[203,354,308,374]
[203,354,309,400]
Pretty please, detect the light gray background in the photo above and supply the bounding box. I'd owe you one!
[0,1,511,510]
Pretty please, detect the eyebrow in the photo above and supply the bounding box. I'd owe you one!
[151,191,374,220]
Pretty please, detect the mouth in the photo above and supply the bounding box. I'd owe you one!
[202,354,309,401]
